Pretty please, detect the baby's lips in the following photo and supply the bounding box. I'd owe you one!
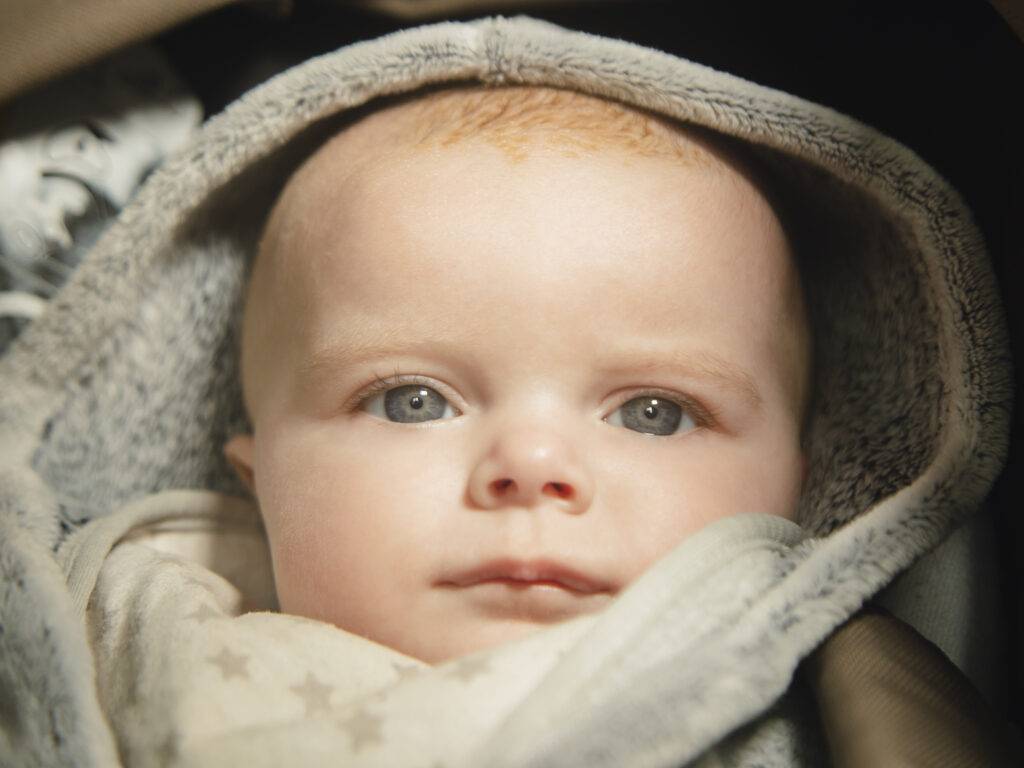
[437,557,615,595]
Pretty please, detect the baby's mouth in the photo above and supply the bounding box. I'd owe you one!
[436,558,616,621]
[439,557,612,593]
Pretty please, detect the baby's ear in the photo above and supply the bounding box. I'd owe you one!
[224,434,256,494]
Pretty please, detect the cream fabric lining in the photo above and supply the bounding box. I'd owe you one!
[59,489,805,766]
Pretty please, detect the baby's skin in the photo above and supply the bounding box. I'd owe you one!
[225,86,811,664]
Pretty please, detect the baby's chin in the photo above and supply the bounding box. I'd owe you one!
[419,625,535,666]
[310,584,618,665]
[374,617,577,666]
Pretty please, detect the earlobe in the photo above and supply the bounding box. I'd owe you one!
[224,434,256,493]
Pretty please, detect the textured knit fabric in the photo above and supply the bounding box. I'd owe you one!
[0,14,1014,768]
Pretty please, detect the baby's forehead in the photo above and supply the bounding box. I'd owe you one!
[249,83,791,322]
[266,85,773,269]
[241,86,800,417]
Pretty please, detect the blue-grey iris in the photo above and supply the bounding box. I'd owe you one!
[619,397,682,435]
[383,385,448,423]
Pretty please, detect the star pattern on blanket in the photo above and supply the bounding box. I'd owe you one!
[447,655,491,682]
[156,732,181,763]
[291,671,334,716]
[337,707,384,752]
[160,559,219,596]
[392,662,422,681]
[208,647,249,680]
[187,603,222,624]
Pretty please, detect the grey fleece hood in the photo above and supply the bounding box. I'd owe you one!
[0,14,1012,768]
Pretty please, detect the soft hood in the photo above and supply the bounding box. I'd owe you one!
[0,14,1012,768]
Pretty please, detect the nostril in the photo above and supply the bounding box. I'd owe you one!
[544,481,574,500]
[488,479,575,501]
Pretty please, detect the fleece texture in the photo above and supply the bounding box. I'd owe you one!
[0,14,1012,768]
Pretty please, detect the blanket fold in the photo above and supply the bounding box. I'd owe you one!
[71,491,804,767]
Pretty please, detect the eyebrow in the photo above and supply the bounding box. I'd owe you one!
[598,349,763,408]
[299,334,455,379]
[299,334,762,409]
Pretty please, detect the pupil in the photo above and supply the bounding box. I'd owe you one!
[644,400,659,419]
[410,393,424,410]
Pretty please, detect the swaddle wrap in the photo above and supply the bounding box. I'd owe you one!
[0,14,1012,768]
[56,489,806,767]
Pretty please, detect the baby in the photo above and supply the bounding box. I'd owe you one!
[223,85,812,665]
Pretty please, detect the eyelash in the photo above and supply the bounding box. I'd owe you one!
[356,370,443,405]
[349,366,718,429]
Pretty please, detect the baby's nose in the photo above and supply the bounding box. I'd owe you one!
[467,429,594,513]
[490,477,575,502]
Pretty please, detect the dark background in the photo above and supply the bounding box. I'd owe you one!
[159,0,1024,730]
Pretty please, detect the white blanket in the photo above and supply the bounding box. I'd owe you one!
[58,490,805,767]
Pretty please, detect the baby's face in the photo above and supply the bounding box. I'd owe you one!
[227,120,809,664]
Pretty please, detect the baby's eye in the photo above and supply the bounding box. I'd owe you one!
[361,384,458,423]
[606,395,696,436]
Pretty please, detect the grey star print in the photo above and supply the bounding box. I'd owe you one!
[156,732,180,763]
[448,655,491,682]
[208,647,249,680]
[290,672,334,716]
[392,662,423,682]
[337,708,384,752]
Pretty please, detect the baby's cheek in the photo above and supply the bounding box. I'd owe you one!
[254,422,349,525]
[260,493,369,624]
[604,436,802,584]
[737,430,805,520]
[253,434,340,577]
[686,439,802,523]
[253,426,421,596]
